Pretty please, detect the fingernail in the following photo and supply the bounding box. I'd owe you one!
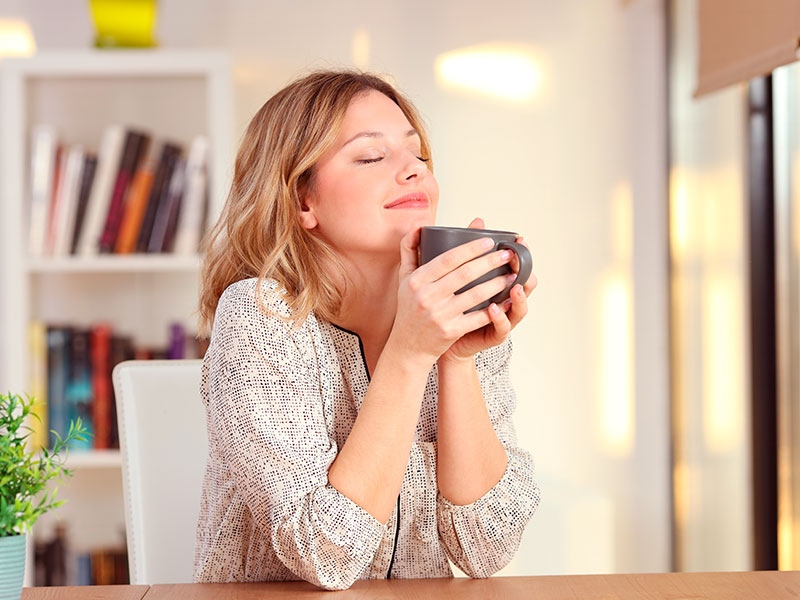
[506,273,517,283]
[489,303,500,314]
[481,238,494,249]
[500,250,513,261]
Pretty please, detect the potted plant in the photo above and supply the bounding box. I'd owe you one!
[0,392,88,600]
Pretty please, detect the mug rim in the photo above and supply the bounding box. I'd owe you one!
[421,225,518,236]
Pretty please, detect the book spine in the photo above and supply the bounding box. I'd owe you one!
[148,156,186,253]
[28,125,57,257]
[27,320,48,450]
[173,136,209,255]
[109,336,135,449]
[65,328,94,450]
[53,145,85,257]
[90,324,112,450]
[70,154,98,254]
[46,326,69,448]
[77,125,126,256]
[99,131,149,253]
[166,322,186,359]
[115,151,156,254]
[136,143,182,252]
[44,146,65,256]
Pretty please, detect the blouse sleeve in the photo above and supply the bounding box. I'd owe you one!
[206,281,385,590]
[435,337,541,578]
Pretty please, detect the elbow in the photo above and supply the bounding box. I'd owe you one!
[454,550,513,580]
[314,572,359,591]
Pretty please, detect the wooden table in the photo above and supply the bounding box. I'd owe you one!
[19,571,800,599]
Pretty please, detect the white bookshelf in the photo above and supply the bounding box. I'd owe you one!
[27,254,202,274]
[0,49,233,585]
[65,449,122,470]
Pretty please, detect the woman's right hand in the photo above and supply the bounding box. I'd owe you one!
[387,221,515,367]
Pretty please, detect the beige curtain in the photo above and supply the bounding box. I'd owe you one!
[696,0,800,97]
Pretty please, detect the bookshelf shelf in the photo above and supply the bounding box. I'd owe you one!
[28,254,202,274]
[0,49,233,587]
[65,449,122,469]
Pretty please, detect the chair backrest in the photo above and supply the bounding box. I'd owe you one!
[112,359,206,584]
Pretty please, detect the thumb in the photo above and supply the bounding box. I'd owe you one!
[399,221,424,278]
[468,217,485,229]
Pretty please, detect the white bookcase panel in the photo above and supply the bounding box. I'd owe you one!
[0,49,233,586]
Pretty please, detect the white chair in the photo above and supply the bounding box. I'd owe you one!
[112,359,206,584]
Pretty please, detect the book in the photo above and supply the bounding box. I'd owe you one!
[109,335,135,449]
[90,324,113,450]
[44,146,65,256]
[173,135,209,255]
[76,125,126,256]
[46,326,69,448]
[70,154,98,254]
[28,125,58,257]
[136,142,182,252]
[148,156,186,253]
[99,130,150,253]
[53,145,86,257]
[27,320,48,450]
[65,328,94,450]
[166,322,186,359]
[114,145,157,253]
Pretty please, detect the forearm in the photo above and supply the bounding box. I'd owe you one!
[436,355,507,505]
[328,341,432,524]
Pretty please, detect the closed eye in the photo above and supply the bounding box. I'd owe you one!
[357,157,383,164]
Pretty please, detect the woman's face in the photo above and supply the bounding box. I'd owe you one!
[300,89,439,260]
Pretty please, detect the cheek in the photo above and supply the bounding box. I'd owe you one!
[428,174,440,208]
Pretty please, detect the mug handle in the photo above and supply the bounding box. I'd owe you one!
[497,241,532,295]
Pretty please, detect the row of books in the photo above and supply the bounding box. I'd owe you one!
[28,320,209,451]
[28,124,210,257]
[34,525,128,586]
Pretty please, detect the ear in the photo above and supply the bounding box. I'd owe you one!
[297,190,318,231]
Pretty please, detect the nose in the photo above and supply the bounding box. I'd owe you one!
[396,153,426,184]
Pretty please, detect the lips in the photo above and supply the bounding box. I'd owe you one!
[384,193,429,209]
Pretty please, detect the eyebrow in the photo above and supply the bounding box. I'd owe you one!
[341,128,419,149]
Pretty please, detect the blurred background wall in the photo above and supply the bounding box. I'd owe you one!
[0,0,701,577]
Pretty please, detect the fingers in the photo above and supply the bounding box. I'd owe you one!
[429,247,513,303]
[454,304,494,335]
[399,221,425,277]
[468,217,485,229]
[417,236,497,283]
[450,271,516,316]
[488,302,513,336]
[503,283,529,326]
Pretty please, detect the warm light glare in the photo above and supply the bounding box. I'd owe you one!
[793,152,800,259]
[611,181,633,260]
[670,168,691,259]
[435,44,542,102]
[600,275,634,455]
[779,513,794,570]
[351,28,370,70]
[673,460,690,531]
[0,19,36,57]
[701,275,743,453]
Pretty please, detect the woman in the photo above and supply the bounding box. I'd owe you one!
[193,70,540,590]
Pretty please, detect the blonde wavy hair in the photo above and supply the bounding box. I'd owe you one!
[197,70,433,337]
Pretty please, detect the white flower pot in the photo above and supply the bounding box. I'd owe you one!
[0,534,26,600]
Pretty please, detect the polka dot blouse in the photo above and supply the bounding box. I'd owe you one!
[193,277,540,590]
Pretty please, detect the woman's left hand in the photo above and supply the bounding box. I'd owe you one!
[439,217,538,365]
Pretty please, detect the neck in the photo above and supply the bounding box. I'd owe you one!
[333,252,399,347]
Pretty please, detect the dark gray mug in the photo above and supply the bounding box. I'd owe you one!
[419,226,533,313]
